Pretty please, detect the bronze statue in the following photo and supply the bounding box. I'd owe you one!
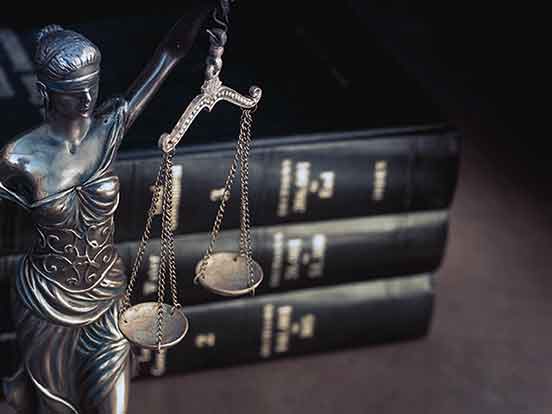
[0,3,224,413]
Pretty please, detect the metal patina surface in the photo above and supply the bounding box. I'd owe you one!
[196,252,264,297]
[0,1,223,412]
[119,303,189,351]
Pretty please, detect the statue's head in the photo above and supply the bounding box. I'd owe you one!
[34,25,101,119]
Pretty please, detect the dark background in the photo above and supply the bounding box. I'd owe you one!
[1,2,550,413]
[1,2,543,173]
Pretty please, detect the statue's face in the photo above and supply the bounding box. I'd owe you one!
[49,81,99,119]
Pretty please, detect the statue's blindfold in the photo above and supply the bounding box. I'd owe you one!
[39,70,99,93]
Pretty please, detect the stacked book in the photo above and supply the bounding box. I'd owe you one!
[0,7,460,381]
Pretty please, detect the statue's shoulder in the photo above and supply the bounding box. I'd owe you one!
[1,125,49,171]
[0,125,52,182]
[0,126,48,207]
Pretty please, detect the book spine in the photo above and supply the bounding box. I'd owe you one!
[0,210,447,314]
[118,129,459,242]
[0,128,460,254]
[120,210,448,306]
[127,272,434,377]
[0,273,434,382]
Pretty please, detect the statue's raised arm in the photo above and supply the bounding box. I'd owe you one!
[124,0,218,132]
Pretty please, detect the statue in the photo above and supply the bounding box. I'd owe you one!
[0,1,261,412]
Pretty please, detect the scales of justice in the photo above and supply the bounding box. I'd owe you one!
[0,1,263,412]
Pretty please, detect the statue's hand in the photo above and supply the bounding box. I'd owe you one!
[162,0,218,60]
[124,0,223,131]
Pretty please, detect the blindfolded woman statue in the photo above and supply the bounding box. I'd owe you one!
[0,2,218,413]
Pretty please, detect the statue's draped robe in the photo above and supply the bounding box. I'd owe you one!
[1,98,133,413]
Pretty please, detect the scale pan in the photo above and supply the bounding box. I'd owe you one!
[196,252,263,297]
[119,302,189,350]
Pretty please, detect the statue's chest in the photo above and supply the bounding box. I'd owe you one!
[29,172,121,292]
[32,172,120,225]
[30,125,110,200]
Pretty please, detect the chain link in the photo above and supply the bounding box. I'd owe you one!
[120,154,167,315]
[162,151,180,310]
[120,149,180,350]
[238,110,255,293]
[194,108,256,288]
[194,127,242,284]
[156,149,175,349]
[194,108,257,287]
[122,109,257,348]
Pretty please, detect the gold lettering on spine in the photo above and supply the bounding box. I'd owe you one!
[373,160,387,201]
[270,232,284,288]
[317,172,335,199]
[308,234,326,278]
[299,314,316,339]
[292,162,310,213]
[277,160,292,217]
[171,165,183,230]
[143,255,160,296]
[210,186,230,202]
[150,164,183,231]
[284,239,302,281]
[195,333,216,348]
[261,305,317,358]
[260,304,274,358]
[279,159,336,218]
[275,306,293,354]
